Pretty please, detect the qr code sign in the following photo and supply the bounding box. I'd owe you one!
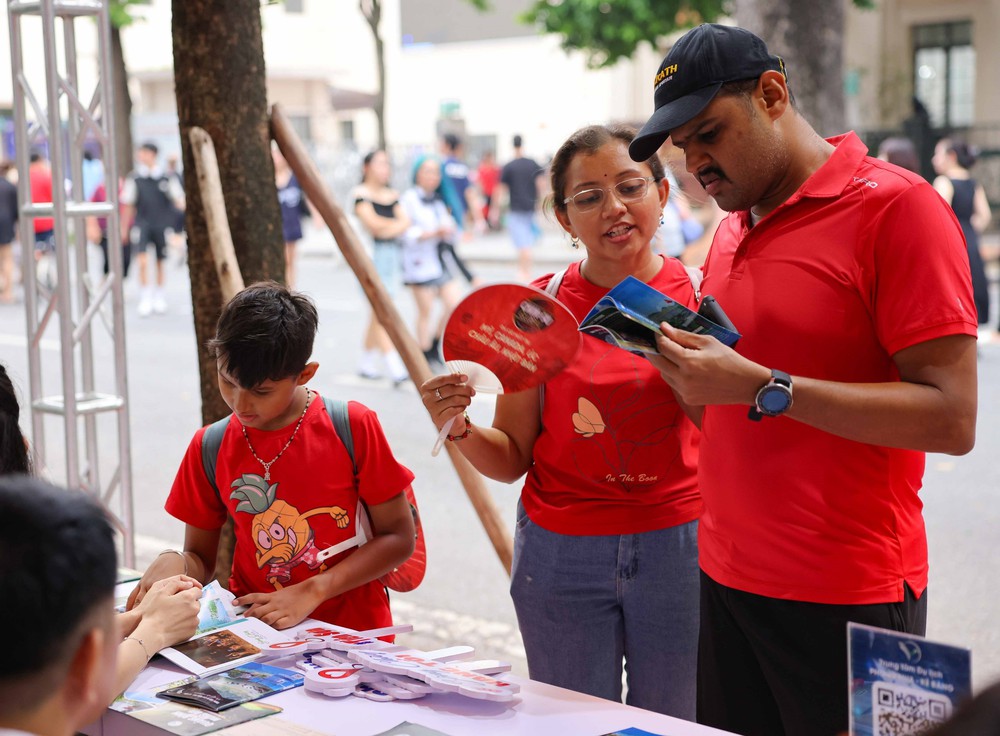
[873,682,952,735]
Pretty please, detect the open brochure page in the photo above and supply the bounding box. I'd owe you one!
[579,275,740,356]
[158,616,287,678]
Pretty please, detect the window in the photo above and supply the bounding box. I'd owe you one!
[288,115,312,144]
[285,0,304,13]
[339,119,355,144]
[913,21,975,128]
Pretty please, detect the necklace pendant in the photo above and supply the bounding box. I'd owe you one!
[263,471,271,482]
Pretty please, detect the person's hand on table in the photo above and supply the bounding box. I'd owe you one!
[236,583,323,630]
[126,550,189,611]
[133,575,203,651]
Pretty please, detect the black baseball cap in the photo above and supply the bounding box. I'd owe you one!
[629,24,786,162]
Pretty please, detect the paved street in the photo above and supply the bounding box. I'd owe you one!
[0,223,998,689]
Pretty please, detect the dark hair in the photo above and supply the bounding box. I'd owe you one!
[925,680,1000,735]
[549,123,665,214]
[878,136,920,173]
[0,475,116,711]
[0,364,30,475]
[940,137,978,170]
[139,141,159,155]
[442,133,460,152]
[207,281,318,388]
[360,148,386,183]
[717,75,796,108]
[513,134,523,149]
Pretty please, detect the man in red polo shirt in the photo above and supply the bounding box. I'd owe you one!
[630,24,978,736]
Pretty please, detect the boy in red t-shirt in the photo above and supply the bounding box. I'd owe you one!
[129,281,416,631]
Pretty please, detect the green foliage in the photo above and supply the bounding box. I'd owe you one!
[471,0,877,69]
[519,0,730,67]
[108,0,149,29]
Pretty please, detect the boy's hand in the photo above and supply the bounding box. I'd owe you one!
[235,582,324,630]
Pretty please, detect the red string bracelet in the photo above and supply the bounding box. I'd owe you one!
[447,411,472,442]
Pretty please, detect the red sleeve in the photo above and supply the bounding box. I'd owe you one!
[869,182,978,355]
[349,401,415,507]
[164,427,230,530]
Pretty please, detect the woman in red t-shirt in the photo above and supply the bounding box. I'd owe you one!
[421,125,701,720]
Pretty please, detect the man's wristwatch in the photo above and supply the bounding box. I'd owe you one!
[748,369,793,421]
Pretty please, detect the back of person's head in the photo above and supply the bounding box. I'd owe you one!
[442,133,460,153]
[208,281,318,389]
[550,124,665,215]
[941,137,978,170]
[925,680,1000,735]
[29,149,44,164]
[0,363,30,475]
[513,134,523,149]
[878,136,920,173]
[0,475,117,722]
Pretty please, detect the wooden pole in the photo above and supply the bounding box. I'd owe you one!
[188,125,244,585]
[188,126,245,303]
[270,103,513,576]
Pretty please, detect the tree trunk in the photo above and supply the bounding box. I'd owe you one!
[110,24,133,178]
[361,0,387,149]
[172,0,285,584]
[734,0,846,137]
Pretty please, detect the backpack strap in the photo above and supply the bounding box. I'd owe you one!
[544,268,566,298]
[322,396,357,479]
[201,414,231,502]
[539,269,567,412]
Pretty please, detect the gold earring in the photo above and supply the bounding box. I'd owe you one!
[570,236,580,249]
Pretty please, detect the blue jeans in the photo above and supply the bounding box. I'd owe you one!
[510,503,699,719]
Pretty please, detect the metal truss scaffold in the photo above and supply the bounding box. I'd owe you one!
[7,0,134,564]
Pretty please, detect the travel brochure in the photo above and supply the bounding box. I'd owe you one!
[579,275,740,356]
[113,675,283,736]
[848,622,971,736]
[159,662,304,712]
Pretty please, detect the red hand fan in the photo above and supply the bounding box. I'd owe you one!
[441,283,581,392]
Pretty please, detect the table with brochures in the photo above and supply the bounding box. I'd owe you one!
[85,656,735,736]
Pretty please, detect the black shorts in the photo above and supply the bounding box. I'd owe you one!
[697,570,927,736]
[134,225,168,261]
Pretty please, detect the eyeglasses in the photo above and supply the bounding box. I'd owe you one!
[563,177,656,213]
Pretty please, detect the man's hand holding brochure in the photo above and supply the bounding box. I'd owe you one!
[578,275,740,356]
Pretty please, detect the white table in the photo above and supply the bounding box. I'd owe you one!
[86,658,735,736]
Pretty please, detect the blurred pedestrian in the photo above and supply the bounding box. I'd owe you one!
[122,142,185,316]
[0,161,17,304]
[28,150,54,257]
[495,134,544,282]
[476,150,500,228]
[87,177,131,279]
[273,146,308,288]
[932,137,993,330]
[352,149,410,384]
[877,136,920,173]
[400,156,463,367]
